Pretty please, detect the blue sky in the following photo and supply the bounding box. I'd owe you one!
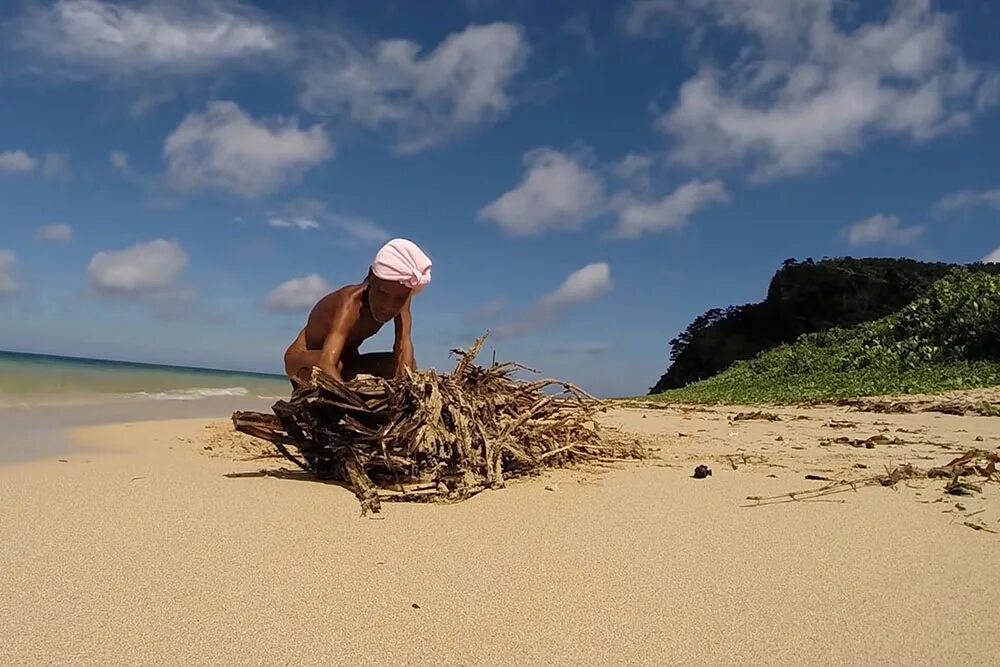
[1,0,999,396]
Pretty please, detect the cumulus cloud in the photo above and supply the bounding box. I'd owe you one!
[932,188,1000,216]
[613,179,728,238]
[480,146,728,238]
[496,262,612,338]
[0,150,37,174]
[300,22,529,153]
[611,153,654,184]
[10,0,289,79]
[846,214,924,246]
[262,273,332,313]
[643,0,999,181]
[37,224,73,242]
[0,150,69,177]
[0,251,18,296]
[87,239,187,297]
[477,148,605,235]
[540,262,613,308]
[983,246,1000,264]
[164,101,333,198]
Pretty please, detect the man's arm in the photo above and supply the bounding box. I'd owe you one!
[393,298,416,377]
[318,303,358,382]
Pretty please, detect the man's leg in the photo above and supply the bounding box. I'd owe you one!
[342,352,398,380]
[284,349,325,385]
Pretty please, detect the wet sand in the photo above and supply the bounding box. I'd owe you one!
[1,400,998,665]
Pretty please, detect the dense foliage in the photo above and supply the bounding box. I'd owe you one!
[649,257,1000,394]
[650,268,1000,404]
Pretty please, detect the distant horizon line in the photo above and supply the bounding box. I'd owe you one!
[0,349,285,379]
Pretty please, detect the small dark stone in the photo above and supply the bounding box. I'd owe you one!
[692,464,712,479]
[412,603,421,609]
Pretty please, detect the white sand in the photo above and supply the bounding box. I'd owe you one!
[1,405,998,665]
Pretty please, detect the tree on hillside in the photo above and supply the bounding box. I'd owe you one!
[649,257,1000,394]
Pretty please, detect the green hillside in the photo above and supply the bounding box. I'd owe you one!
[649,268,1000,404]
[649,258,1000,394]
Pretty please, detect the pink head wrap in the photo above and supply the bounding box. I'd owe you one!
[370,238,432,291]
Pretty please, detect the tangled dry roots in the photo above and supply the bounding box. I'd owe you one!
[232,336,645,514]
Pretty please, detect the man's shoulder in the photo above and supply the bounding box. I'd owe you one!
[311,282,364,318]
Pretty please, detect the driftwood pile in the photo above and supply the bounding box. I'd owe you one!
[232,337,644,514]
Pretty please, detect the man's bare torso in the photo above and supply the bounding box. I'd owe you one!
[296,282,384,357]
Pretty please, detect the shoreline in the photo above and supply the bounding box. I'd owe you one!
[1,401,998,664]
[0,395,279,465]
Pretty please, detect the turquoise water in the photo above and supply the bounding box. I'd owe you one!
[0,351,289,407]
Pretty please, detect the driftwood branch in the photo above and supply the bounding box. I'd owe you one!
[232,334,646,514]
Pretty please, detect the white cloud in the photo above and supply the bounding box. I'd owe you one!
[87,239,187,296]
[478,148,605,235]
[266,198,389,244]
[846,214,924,246]
[614,178,728,238]
[262,273,332,313]
[37,224,73,242]
[541,262,613,308]
[110,150,129,173]
[11,0,288,78]
[268,217,320,231]
[932,188,1000,216]
[611,153,654,183]
[496,262,612,338]
[0,150,37,174]
[649,0,998,181]
[0,251,18,296]
[300,22,529,153]
[164,101,333,198]
[328,216,390,245]
[983,246,1000,264]
[0,150,68,177]
[41,153,70,179]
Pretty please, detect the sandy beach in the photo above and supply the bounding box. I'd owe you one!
[2,400,999,665]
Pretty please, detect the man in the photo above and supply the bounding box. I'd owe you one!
[283,238,432,388]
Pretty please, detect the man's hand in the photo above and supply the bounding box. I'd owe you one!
[393,342,416,379]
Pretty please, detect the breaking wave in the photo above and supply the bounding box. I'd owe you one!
[132,387,251,401]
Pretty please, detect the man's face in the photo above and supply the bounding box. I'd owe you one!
[368,275,411,321]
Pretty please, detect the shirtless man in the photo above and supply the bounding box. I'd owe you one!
[283,238,432,388]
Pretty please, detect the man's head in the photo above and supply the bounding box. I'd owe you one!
[367,238,432,321]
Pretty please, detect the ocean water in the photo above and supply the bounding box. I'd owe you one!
[0,351,289,407]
